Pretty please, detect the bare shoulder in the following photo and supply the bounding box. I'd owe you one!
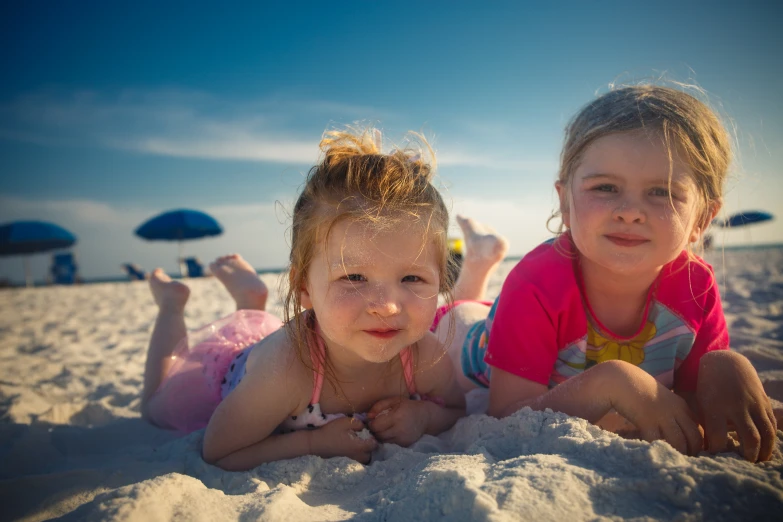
[410,331,465,407]
[241,327,313,410]
[412,330,448,371]
[410,331,452,392]
[203,327,313,463]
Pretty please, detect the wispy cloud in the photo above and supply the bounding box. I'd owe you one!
[0,195,136,227]
[0,89,380,164]
[0,88,552,171]
[436,148,557,172]
[120,135,317,164]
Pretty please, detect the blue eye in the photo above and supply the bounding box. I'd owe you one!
[592,184,616,193]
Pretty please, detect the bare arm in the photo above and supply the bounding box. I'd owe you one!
[212,430,312,471]
[416,333,467,435]
[202,331,382,470]
[212,417,377,471]
[201,343,308,468]
[489,360,703,455]
[488,361,617,420]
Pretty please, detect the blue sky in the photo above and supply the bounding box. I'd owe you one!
[1,1,781,283]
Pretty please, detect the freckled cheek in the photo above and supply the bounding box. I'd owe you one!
[655,205,691,233]
[660,221,690,246]
[326,285,366,305]
[320,292,367,329]
[405,288,439,311]
[571,197,612,222]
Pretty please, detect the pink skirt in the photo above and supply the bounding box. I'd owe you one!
[148,309,283,433]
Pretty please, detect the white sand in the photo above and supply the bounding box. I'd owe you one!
[1,249,782,521]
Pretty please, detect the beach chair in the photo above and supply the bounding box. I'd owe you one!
[122,263,146,281]
[184,257,204,278]
[50,252,79,285]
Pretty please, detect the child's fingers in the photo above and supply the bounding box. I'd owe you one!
[348,424,378,458]
[367,398,399,419]
[356,433,379,452]
[371,424,400,444]
[368,413,395,435]
[702,414,728,454]
[733,412,761,462]
[754,408,776,462]
[660,419,688,455]
[774,406,783,428]
[768,403,779,432]
[353,442,376,464]
[640,426,662,445]
[676,415,704,456]
[765,408,779,459]
[348,417,368,431]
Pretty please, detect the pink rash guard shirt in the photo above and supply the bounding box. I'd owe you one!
[463,235,729,392]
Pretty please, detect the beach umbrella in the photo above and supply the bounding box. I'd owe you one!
[134,209,223,274]
[0,221,78,286]
[715,210,774,228]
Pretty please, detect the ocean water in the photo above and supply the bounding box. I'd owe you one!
[7,243,783,291]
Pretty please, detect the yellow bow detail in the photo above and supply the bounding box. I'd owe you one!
[586,321,657,366]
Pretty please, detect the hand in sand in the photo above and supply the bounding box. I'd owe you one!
[607,362,703,456]
[310,416,378,464]
[696,350,777,462]
[367,397,430,447]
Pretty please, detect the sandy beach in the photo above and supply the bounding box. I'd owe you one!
[1,247,782,521]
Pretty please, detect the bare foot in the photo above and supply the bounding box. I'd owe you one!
[209,254,268,311]
[451,215,509,302]
[457,215,508,269]
[149,268,190,312]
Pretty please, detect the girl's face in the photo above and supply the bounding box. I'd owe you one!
[557,132,706,278]
[301,215,441,365]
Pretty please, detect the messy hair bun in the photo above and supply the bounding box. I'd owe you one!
[283,126,452,387]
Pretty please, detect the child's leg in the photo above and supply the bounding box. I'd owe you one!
[452,215,509,301]
[435,216,509,392]
[142,269,191,420]
[435,302,493,392]
[209,254,268,311]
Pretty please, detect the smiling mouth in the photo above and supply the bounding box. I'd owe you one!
[364,329,400,339]
[605,234,650,247]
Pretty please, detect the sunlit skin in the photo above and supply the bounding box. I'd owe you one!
[558,131,703,298]
[197,215,466,470]
[301,216,441,376]
[485,130,777,462]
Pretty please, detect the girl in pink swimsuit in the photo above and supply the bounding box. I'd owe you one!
[140,127,468,471]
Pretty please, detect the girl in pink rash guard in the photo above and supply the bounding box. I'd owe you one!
[435,85,777,463]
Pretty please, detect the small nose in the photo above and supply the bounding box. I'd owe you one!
[367,283,401,317]
[612,195,646,224]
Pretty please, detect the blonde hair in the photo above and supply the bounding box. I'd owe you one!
[549,84,732,251]
[283,126,453,391]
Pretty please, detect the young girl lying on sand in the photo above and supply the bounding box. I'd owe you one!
[440,85,778,463]
[140,128,505,470]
